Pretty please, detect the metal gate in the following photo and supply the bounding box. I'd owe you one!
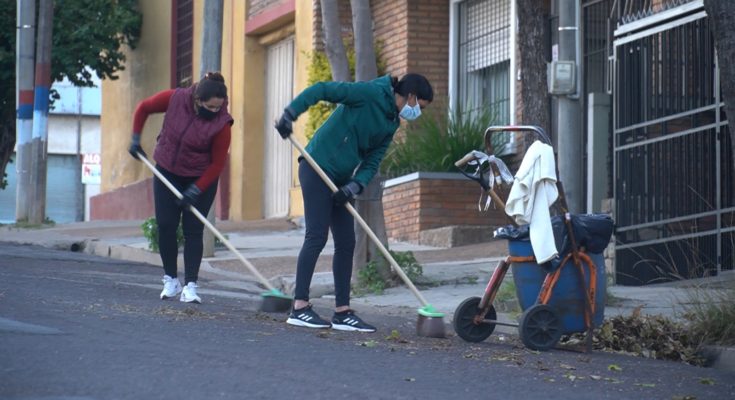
[0,154,80,224]
[263,37,294,218]
[613,4,734,285]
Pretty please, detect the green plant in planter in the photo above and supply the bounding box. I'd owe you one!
[141,217,183,253]
[381,104,511,178]
[356,250,423,295]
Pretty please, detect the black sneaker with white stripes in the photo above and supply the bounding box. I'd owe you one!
[331,310,376,332]
[286,305,331,329]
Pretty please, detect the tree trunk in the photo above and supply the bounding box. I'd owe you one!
[515,0,551,146]
[351,0,377,81]
[350,0,393,282]
[703,0,735,175]
[320,0,350,82]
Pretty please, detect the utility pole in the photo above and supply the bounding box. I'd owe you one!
[76,85,84,222]
[556,0,582,213]
[15,0,35,221]
[29,0,54,225]
[200,0,223,257]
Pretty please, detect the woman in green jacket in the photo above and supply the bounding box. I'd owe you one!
[275,73,433,332]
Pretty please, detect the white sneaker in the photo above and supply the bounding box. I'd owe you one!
[160,275,182,300]
[180,282,201,304]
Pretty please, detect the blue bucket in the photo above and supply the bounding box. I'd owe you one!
[508,239,606,334]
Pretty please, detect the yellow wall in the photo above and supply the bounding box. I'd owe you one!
[100,0,315,221]
[100,1,171,192]
[288,0,315,217]
[222,0,251,220]
[238,35,266,220]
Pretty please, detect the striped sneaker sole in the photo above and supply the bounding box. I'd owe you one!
[286,317,331,329]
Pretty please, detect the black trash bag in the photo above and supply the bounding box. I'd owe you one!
[493,223,531,240]
[494,214,614,272]
[563,214,614,254]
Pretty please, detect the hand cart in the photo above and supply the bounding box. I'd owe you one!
[452,125,612,352]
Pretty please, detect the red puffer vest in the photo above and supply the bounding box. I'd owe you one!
[153,85,234,177]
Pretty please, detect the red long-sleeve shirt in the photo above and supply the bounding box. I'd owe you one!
[133,90,231,191]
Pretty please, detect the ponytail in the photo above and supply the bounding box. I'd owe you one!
[194,71,228,101]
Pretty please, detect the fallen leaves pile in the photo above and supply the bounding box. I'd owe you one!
[561,307,707,366]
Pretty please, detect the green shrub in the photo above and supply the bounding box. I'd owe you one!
[356,250,423,295]
[141,216,183,253]
[357,260,386,295]
[304,50,335,141]
[381,104,509,178]
[389,250,423,282]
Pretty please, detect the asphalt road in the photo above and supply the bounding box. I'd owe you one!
[1,242,733,400]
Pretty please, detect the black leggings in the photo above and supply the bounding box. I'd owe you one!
[153,165,218,284]
[295,159,355,308]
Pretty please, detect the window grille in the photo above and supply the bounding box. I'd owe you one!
[174,0,193,88]
[457,0,511,126]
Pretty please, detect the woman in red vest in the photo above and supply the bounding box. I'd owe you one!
[128,72,234,304]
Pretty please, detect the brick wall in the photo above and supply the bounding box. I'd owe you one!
[383,174,509,243]
[374,0,409,76]
[406,0,449,100]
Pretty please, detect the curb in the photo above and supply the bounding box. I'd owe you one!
[699,345,735,372]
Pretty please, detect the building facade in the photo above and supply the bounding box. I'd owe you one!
[94,0,731,285]
[94,0,449,221]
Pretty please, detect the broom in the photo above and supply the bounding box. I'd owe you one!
[137,153,293,313]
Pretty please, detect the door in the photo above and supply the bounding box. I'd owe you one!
[263,37,294,218]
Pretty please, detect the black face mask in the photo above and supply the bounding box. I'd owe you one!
[196,106,218,120]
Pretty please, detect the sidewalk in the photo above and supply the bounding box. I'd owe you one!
[2,219,734,370]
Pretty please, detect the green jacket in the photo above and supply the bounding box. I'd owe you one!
[288,75,400,187]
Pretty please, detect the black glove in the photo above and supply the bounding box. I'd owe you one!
[275,107,297,139]
[333,181,362,207]
[178,184,202,210]
[128,134,147,160]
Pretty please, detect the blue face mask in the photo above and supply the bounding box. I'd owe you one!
[399,99,422,121]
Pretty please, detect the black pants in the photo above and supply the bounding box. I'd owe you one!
[295,159,355,308]
[153,165,218,284]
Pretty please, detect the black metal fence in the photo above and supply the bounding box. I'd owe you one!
[613,6,733,285]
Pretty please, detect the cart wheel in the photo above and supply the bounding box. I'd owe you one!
[519,304,562,351]
[453,296,497,343]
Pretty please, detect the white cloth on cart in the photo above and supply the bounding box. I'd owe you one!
[505,140,559,263]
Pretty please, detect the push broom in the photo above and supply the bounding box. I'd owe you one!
[287,137,447,338]
[137,153,293,313]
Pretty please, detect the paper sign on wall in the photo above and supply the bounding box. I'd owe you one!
[82,153,101,185]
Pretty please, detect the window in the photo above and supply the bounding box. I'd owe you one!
[457,0,511,124]
[172,0,193,88]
